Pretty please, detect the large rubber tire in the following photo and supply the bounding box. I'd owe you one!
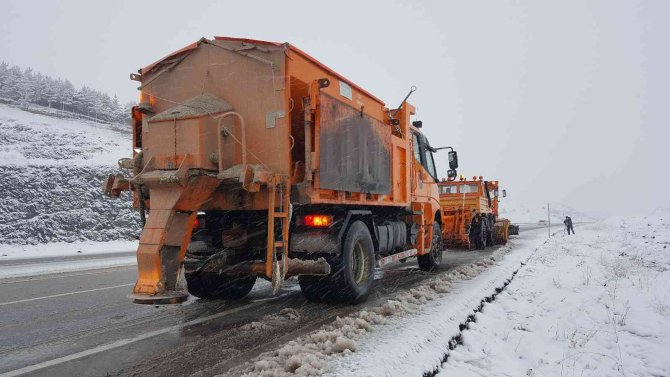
[476,225,486,250]
[328,220,375,304]
[418,222,443,271]
[485,229,495,247]
[185,272,256,300]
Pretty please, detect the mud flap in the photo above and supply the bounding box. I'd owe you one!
[272,260,284,295]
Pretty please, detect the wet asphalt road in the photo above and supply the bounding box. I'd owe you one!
[0,226,550,377]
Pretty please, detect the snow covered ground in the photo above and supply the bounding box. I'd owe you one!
[438,215,670,377]
[220,216,670,377]
[0,103,139,245]
[0,103,128,167]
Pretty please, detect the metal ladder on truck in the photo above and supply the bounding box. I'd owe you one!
[266,176,291,294]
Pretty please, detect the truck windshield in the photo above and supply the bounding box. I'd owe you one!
[439,185,458,194]
[459,184,480,194]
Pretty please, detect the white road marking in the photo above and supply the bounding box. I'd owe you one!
[0,297,278,377]
[0,284,135,306]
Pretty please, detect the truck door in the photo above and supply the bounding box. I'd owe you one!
[411,132,438,183]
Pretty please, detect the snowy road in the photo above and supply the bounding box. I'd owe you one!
[0,227,548,377]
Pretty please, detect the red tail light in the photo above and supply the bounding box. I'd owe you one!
[193,217,205,229]
[303,215,333,227]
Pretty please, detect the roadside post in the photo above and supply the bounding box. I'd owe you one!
[548,203,551,238]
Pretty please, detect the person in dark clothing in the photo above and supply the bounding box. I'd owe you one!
[564,216,575,235]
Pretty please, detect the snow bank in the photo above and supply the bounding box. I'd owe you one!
[438,215,670,377]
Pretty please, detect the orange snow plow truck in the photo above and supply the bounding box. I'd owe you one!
[103,37,459,305]
[437,176,512,249]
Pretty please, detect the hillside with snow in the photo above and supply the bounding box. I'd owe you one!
[0,103,139,245]
[499,196,597,224]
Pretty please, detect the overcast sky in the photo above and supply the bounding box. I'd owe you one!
[1,0,667,217]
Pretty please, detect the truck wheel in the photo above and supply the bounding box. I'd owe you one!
[329,221,375,304]
[418,222,443,271]
[185,272,256,300]
[477,225,486,250]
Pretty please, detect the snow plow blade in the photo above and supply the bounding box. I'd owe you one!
[494,218,511,244]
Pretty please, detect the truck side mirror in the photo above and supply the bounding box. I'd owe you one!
[502,189,507,198]
[447,169,457,180]
[448,150,458,169]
